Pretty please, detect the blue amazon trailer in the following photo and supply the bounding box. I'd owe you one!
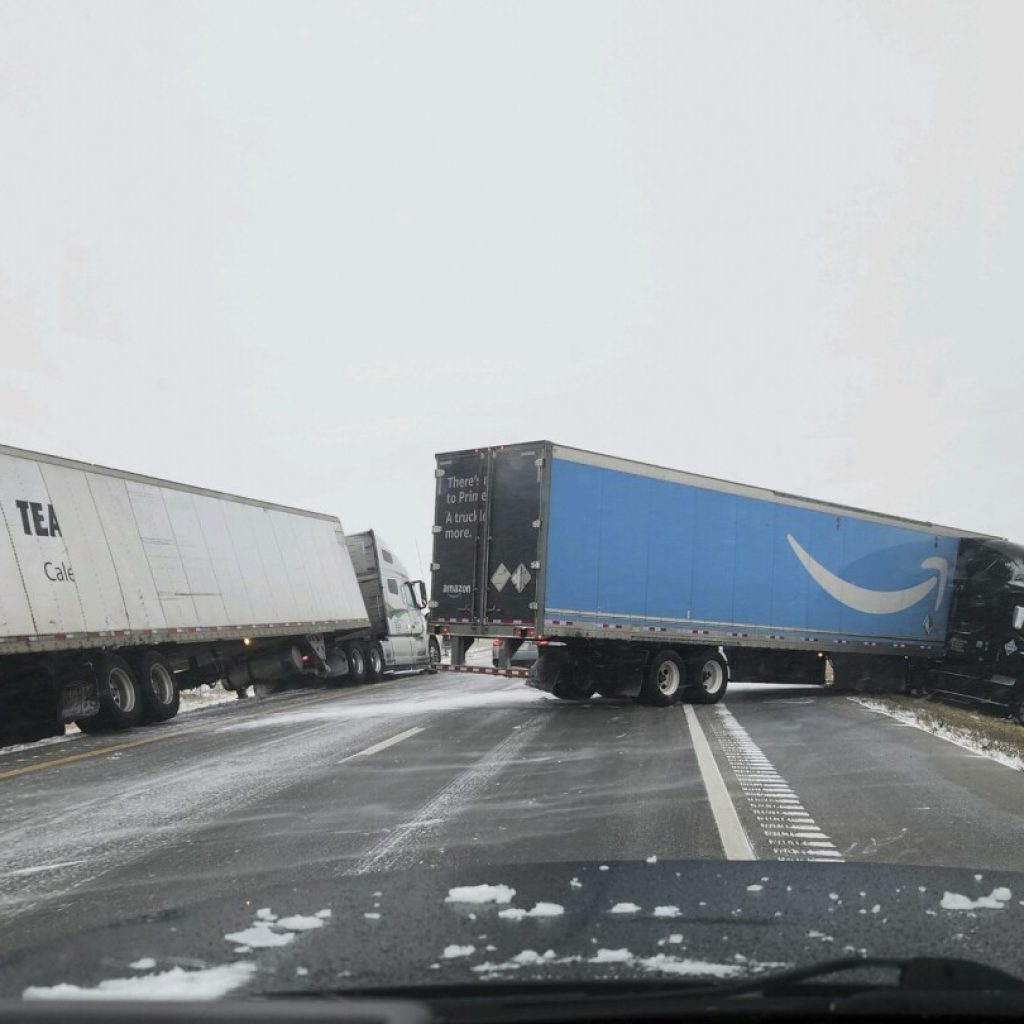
[431,443,1024,709]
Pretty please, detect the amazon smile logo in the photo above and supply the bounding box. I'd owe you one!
[787,534,949,615]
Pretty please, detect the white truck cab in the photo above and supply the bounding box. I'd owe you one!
[345,530,439,677]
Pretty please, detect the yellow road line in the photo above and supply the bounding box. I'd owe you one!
[0,734,175,782]
[0,674,429,783]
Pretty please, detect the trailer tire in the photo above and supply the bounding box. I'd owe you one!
[366,642,385,682]
[640,650,685,706]
[346,642,368,684]
[75,714,107,735]
[92,655,143,731]
[426,637,441,674]
[690,652,728,704]
[136,652,180,722]
[549,656,597,701]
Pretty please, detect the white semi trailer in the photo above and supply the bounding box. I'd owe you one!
[0,444,436,746]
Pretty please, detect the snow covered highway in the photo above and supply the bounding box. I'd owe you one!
[2,670,1024,978]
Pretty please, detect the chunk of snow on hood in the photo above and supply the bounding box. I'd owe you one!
[511,950,557,965]
[445,884,515,905]
[498,908,528,921]
[599,865,609,871]
[525,902,563,918]
[224,923,294,948]
[128,958,156,971]
[442,945,476,959]
[610,902,641,914]
[315,909,332,919]
[569,877,582,888]
[638,955,743,978]
[941,888,1012,910]
[653,906,680,918]
[746,884,763,892]
[668,934,683,944]
[590,948,633,963]
[255,908,276,921]
[646,856,658,863]
[277,915,324,931]
[24,963,257,1001]
[364,913,381,920]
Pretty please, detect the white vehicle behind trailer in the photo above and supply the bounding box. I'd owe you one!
[0,444,389,745]
[345,530,440,679]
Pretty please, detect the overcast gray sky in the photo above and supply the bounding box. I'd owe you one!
[1,1,1021,570]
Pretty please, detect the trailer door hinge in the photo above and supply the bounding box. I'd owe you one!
[434,468,445,478]
[528,601,538,610]
[530,561,540,570]
[532,519,542,529]
[432,525,442,534]
[430,563,440,572]
[428,600,439,609]
[534,457,545,467]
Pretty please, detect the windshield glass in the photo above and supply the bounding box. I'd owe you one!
[1,0,1023,1008]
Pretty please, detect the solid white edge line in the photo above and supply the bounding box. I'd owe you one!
[338,726,425,764]
[684,704,755,861]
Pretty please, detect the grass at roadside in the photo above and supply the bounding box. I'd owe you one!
[852,694,1024,772]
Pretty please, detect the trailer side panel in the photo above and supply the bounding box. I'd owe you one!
[543,456,960,653]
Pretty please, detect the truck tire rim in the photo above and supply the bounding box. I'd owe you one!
[351,650,364,673]
[371,648,382,673]
[108,668,136,712]
[656,661,680,695]
[701,660,724,695]
[148,663,175,706]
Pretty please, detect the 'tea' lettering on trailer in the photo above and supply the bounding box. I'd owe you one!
[15,500,62,537]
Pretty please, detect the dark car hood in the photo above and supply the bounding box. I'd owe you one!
[5,860,1024,999]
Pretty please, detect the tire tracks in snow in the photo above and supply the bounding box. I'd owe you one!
[348,715,548,875]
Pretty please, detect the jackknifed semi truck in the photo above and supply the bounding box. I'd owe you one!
[0,445,436,746]
[430,442,1024,715]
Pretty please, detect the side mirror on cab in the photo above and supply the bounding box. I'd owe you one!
[407,580,428,610]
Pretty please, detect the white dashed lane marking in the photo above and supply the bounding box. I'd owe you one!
[709,705,843,863]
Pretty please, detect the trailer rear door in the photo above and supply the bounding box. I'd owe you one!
[431,444,545,628]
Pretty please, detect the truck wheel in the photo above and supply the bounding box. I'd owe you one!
[75,714,107,735]
[552,662,598,701]
[366,642,385,682]
[640,650,685,706]
[136,652,181,722]
[95,654,143,730]
[426,637,441,674]
[346,642,368,684]
[690,653,728,704]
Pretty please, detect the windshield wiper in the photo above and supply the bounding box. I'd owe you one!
[269,956,1024,1021]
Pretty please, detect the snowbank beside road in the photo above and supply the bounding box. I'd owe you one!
[852,696,1024,772]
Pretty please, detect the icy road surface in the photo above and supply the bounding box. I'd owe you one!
[2,666,1024,967]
